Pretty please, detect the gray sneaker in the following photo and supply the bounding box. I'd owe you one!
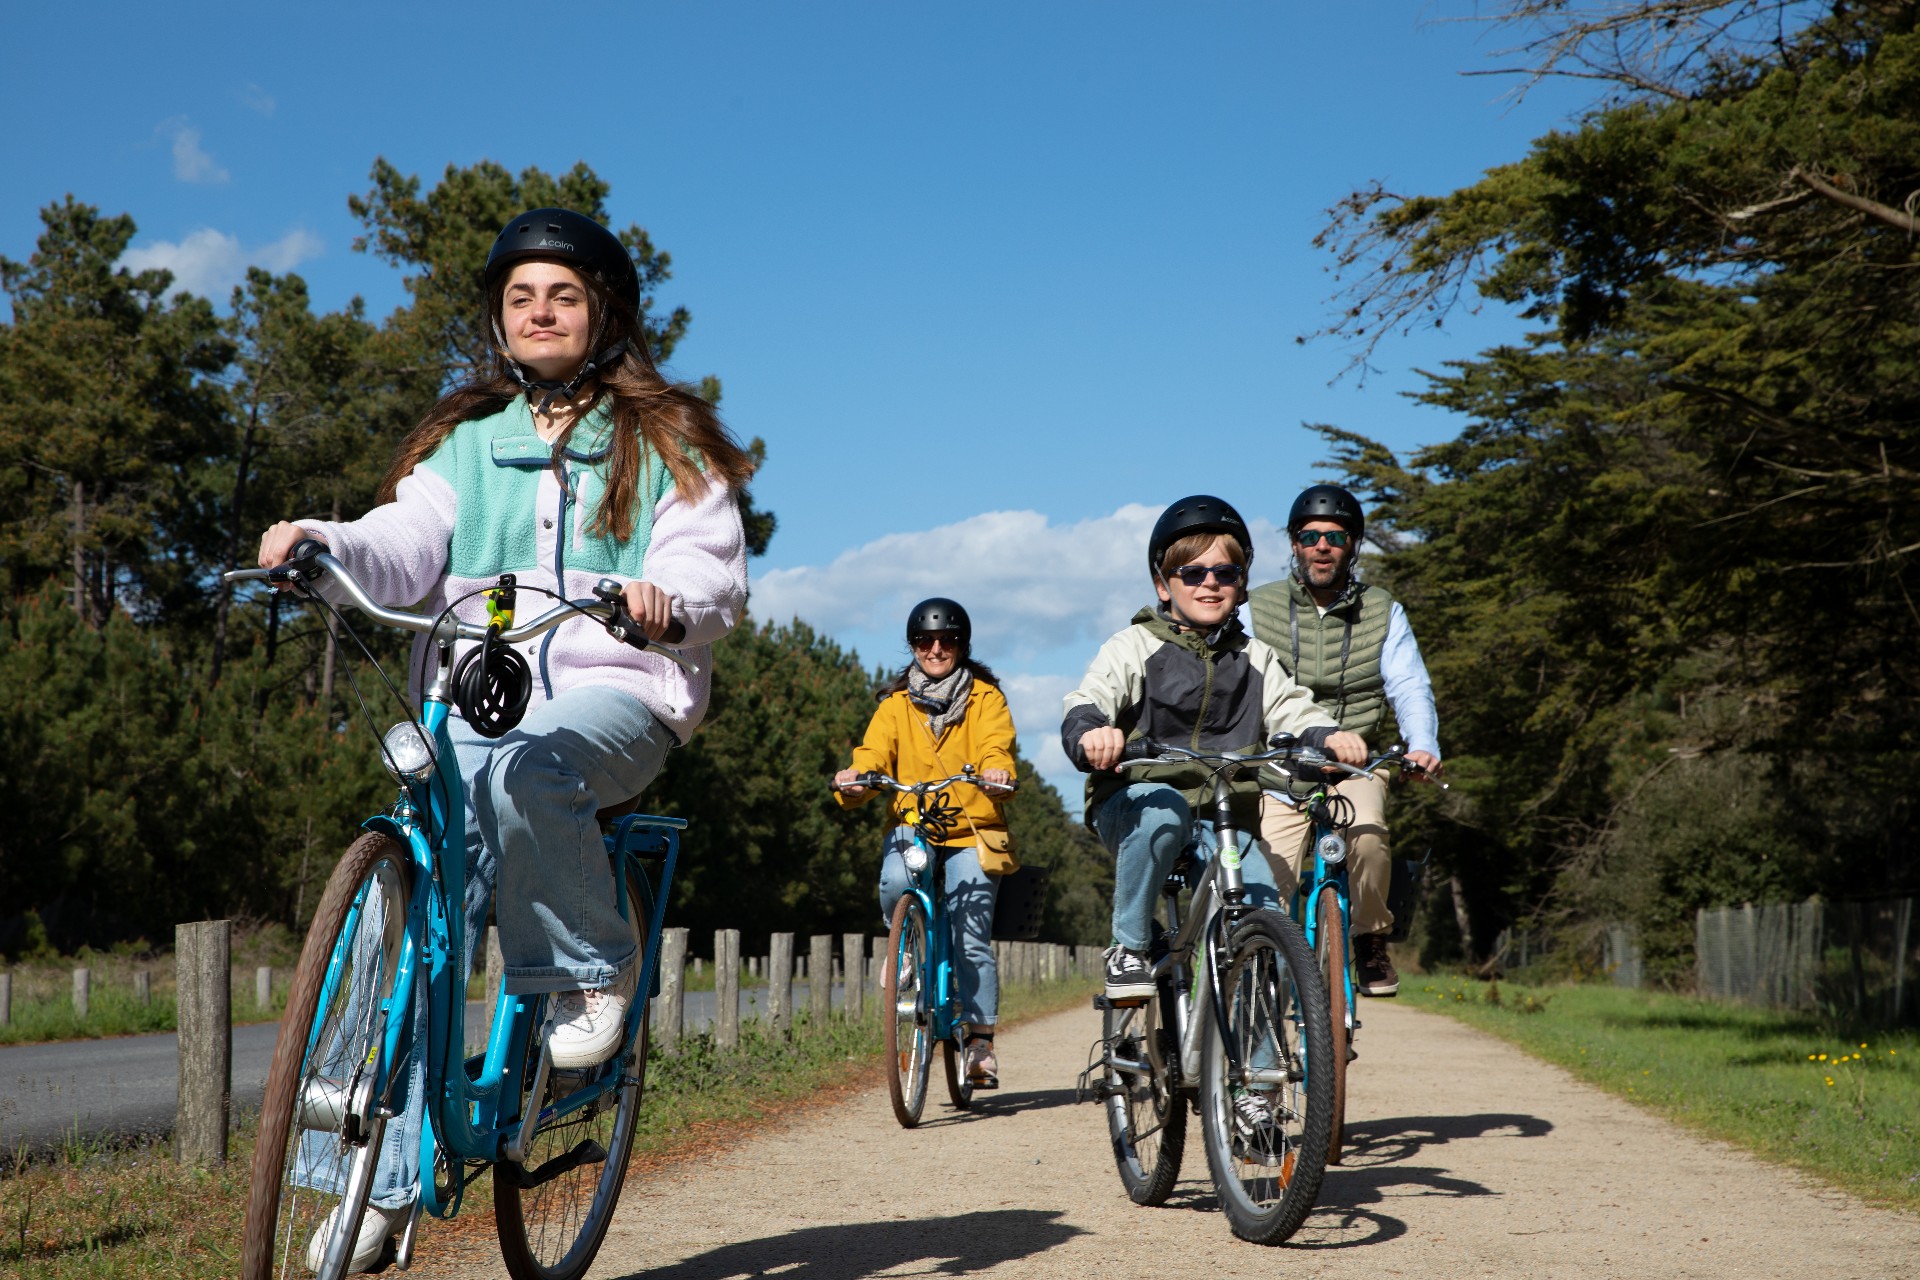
[1231,1091,1286,1168]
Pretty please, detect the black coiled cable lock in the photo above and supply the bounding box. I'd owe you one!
[453,575,532,738]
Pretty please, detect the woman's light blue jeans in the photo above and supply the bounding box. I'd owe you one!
[337,687,674,1209]
[1092,782,1280,951]
[877,827,1000,1027]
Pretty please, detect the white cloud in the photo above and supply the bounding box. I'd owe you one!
[121,227,324,302]
[998,671,1083,801]
[160,117,229,185]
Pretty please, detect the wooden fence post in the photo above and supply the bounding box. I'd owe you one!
[654,927,688,1052]
[715,929,741,1049]
[841,933,865,1019]
[768,933,794,1035]
[255,965,272,1010]
[72,966,90,1020]
[175,920,232,1167]
[809,934,833,1023]
[0,971,10,1026]
[135,970,151,1005]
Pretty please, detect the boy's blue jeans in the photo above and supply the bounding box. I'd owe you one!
[1092,782,1281,951]
[877,827,1000,1026]
[307,687,673,1210]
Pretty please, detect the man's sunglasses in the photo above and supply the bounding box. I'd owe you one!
[1169,563,1244,587]
[1294,529,1351,549]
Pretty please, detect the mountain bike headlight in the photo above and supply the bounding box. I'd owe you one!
[1316,832,1349,866]
[903,843,929,873]
[381,722,437,784]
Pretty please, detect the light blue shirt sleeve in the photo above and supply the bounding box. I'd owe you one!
[1381,602,1441,759]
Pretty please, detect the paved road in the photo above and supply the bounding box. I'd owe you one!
[424,997,1920,1280]
[0,983,843,1155]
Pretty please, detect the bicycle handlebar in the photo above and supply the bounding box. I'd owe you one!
[224,543,697,673]
[830,769,1017,798]
[1116,734,1445,789]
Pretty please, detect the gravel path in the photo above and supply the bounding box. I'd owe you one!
[452,997,1920,1279]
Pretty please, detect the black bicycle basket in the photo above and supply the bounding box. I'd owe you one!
[991,863,1051,941]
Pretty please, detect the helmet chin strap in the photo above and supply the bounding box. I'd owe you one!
[493,315,629,415]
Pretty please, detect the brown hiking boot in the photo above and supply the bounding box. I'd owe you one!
[1353,932,1399,997]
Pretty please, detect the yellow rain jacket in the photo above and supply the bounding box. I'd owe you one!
[835,679,1019,870]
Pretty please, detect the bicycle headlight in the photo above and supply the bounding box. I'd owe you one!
[381,722,437,784]
[1316,832,1348,866]
[903,842,929,873]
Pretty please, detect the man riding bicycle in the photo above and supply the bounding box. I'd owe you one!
[1246,484,1442,998]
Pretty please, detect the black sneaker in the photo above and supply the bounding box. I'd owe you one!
[1231,1091,1286,1168]
[1353,932,1400,997]
[1103,946,1155,1003]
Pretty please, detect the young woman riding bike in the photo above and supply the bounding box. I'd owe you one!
[832,598,1017,1088]
[255,207,753,1271]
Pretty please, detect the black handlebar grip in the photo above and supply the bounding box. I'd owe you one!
[1117,738,1156,764]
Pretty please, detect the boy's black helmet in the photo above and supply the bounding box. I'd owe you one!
[907,597,971,647]
[1287,484,1365,540]
[1148,495,1253,578]
[484,208,640,314]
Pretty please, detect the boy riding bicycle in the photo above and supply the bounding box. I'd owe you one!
[1060,495,1368,1007]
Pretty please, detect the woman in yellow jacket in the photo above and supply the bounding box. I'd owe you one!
[833,597,1017,1087]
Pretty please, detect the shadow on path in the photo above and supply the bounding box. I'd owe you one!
[605,1209,1084,1280]
[911,1086,1082,1128]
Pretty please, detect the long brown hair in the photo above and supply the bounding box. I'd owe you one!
[377,264,754,540]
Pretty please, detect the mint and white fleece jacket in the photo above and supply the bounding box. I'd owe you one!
[296,398,748,742]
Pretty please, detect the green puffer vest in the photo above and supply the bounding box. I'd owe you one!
[1246,577,1395,737]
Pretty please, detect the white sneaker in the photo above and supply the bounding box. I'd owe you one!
[546,966,638,1069]
[304,1198,409,1274]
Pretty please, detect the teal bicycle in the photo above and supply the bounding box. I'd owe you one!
[231,543,691,1280]
[1265,741,1435,1163]
[833,767,1012,1128]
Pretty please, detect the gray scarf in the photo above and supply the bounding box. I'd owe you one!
[906,662,974,738]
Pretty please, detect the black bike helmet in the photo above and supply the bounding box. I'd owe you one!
[484,208,640,315]
[1147,495,1254,580]
[1287,484,1365,541]
[907,597,971,648]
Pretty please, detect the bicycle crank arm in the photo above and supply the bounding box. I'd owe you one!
[512,1137,609,1189]
[505,1045,553,1163]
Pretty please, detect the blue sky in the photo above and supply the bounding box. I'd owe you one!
[6,3,1588,793]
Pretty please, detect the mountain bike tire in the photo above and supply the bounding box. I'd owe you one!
[883,894,933,1127]
[494,862,651,1280]
[1315,886,1350,1164]
[242,832,411,1280]
[1103,977,1186,1205]
[1198,909,1333,1245]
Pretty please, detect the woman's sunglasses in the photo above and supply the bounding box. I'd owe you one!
[1169,563,1244,587]
[1294,529,1351,548]
[910,631,962,652]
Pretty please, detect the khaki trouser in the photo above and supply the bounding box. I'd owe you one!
[1258,770,1393,938]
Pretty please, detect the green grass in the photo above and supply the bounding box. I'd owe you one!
[2,974,1098,1278]
[1414,977,1920,1210]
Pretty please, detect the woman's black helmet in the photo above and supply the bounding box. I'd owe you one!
[907,597,971,647]
[484,208,640,315]
[1148,495,1253,579]
[1287,484,1365,541]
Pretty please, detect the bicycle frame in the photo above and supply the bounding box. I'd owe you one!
[307,658,683,1221]
[1288,790,1356,1037]
[895,826,967,1045]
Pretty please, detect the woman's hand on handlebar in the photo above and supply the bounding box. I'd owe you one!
[622,580,685,644]
[1080,726,1126,772]
[257,522,326,588]
[832,767,867,796]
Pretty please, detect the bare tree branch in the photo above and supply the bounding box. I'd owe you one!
[1790,166,1920,236]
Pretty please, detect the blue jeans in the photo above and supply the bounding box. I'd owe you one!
[1093,782,1280,951]
[356,687,674,1208]
[877,827,1000,1027]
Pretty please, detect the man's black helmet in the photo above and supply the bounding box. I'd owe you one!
[1287,484,1365,541]
[1148,495,1254,579]
[907,597,971,647]
[484,208,640,314]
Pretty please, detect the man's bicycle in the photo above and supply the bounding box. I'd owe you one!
[1266,741,1437,1163]
[1076,737,1335,1245]
[228,543,692,1280]
[831,767,1013,1127]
